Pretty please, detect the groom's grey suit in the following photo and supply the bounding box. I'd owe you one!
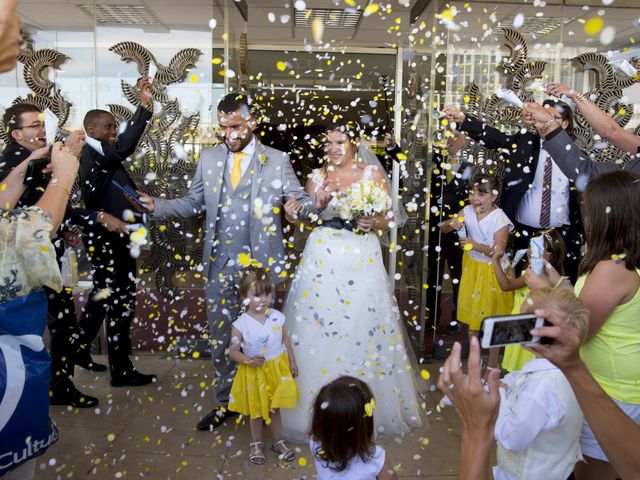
[152,140,314,405]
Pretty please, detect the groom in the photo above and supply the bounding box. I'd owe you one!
[139,94,327,430]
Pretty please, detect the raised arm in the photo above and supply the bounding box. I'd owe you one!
[523,102,618,181]
[443,104,515,150]
[546,83,640,154]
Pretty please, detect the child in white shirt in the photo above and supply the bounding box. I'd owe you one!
[309,376,397,480]
[493,287,587,480]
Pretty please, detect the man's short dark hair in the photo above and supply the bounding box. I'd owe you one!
[2,103,41,140]
[217,93,252,115]
[83,109,111,131]
[543,99,574,140]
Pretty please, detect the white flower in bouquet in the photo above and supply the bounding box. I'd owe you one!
[337,181,391,221]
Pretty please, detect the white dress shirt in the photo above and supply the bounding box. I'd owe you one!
[516,145,570,228]
[225,136,256,178]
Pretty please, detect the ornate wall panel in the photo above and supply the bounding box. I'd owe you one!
[108,42,204,299]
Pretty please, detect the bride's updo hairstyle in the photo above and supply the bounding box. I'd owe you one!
[309,376,376,473]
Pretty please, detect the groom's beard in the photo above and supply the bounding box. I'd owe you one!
[224,131,253,152]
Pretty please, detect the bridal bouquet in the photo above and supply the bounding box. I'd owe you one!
[336,181,391,221]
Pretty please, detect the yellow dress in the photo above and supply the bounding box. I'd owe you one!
[456,206,515,331]
[227,310,299,421]
[229,352,299,421]
[501,286,535,372]
[457,252,515,331]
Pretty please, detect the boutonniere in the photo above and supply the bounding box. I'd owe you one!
[258,153,268,166]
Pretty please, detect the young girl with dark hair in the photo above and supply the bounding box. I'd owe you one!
[227,268,299,465]
[441,173,514,370]
[309,376,397,480]
[491,229,568,372]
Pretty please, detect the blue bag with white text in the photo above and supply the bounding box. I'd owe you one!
[0,289,59,475]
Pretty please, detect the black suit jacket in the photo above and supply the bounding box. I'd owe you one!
[429,153,473,220]
[79,106,152,219]
[459,115,582,228]
[0,142,96,228]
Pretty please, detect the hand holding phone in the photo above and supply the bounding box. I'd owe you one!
[480,313,549,349]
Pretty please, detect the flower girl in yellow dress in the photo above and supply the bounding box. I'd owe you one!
[228,267,299,465]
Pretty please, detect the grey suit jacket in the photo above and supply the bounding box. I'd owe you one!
[544,128,640,182]
[151,141,314,279]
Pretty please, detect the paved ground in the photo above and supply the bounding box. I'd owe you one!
[37,354,468,479]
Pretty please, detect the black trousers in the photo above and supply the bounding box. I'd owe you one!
[45,245,81,393]
[511,221,583,283]
[426,230,463,330]
[77,228,137,373]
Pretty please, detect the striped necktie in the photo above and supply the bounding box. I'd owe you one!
[539,156,553,228]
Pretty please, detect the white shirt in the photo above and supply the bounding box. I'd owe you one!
[461,205,513,264]
[225,136,256,178]
[493,358,583,480]
[310,439,386,480]
[232,309,286,360]
[516,146,570,228]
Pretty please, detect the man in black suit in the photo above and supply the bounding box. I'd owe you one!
[76,77,156,387]
[426,130,473,331]
[443,101,583,281]
[0,103,124,407]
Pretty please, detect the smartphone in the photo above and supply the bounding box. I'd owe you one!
[111,179,147,210]
[24,158,50,186]
[480,313,547,349]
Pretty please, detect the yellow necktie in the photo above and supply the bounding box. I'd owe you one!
[230,152,248,189]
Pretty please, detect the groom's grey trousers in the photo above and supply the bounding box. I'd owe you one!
[205,260,243,406]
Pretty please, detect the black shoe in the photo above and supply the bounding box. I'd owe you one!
[195,407,238,431]
[110,369,157,387]
[75,356,108,372]
[50,385,99,408]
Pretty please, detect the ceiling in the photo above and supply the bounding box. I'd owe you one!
[14,0,640,51]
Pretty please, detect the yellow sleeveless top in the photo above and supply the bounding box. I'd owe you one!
[575,268,640,404]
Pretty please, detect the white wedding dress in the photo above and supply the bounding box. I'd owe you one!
[281,167,423,443]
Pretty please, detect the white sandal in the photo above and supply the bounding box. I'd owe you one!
[249,441,265,465]
[271,440,296,462]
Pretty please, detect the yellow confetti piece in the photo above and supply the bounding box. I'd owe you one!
[276,61,287,72]
[238,252,252,267]
[298,457,307,466]
[363,3,379,16]
[463,243,473,251]
[420,369,431,381]
[189,74,199,83]
[192,351,200,359]
[212,57,222,65]
[0,183,6,191]
[107,433,116,442]
[584,17,604,36]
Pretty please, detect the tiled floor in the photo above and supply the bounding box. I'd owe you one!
[36,354,465,479]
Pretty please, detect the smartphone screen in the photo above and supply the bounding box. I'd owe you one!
[490,316,538,346]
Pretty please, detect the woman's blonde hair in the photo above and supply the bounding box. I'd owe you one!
[523,287,590,343]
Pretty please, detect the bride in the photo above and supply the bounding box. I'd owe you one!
[281,125,423,442]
